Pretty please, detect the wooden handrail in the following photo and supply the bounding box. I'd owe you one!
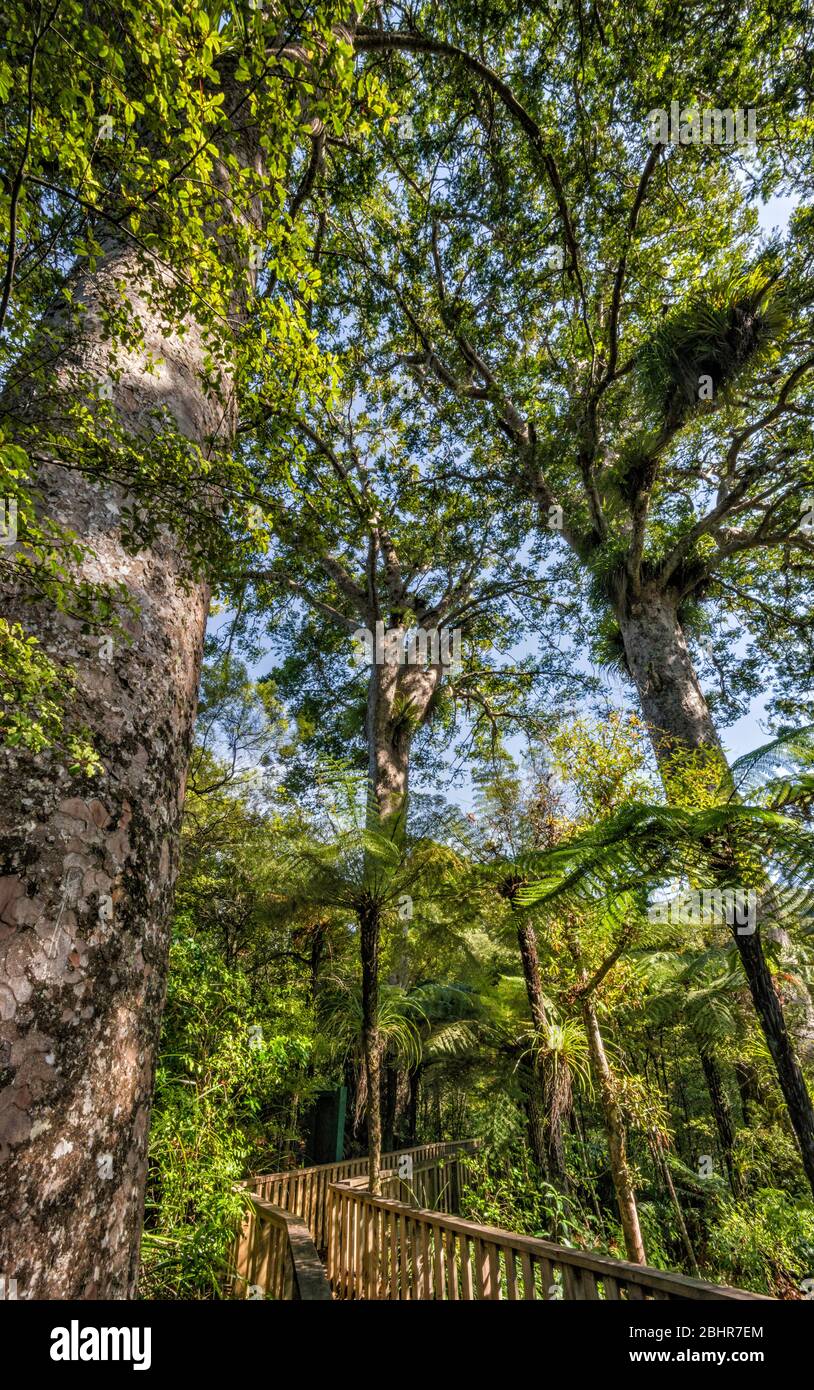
[326,1167,771,1302]
[249,1139,476,1188]
[232,1197,332,1301]
[234,1139,770,1301]
[243,1140,478,1253]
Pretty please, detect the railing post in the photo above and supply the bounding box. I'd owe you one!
[325,1185,335,1286]
[282,1246,295,1301]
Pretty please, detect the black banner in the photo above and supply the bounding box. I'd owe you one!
[2,1296,810,1379]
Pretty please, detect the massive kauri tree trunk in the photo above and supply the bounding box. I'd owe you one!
[618,586,722,759]
[618,582,814,1199]
[360,652,440,1191]
[366,641,440,826]
[0,106,262,1293]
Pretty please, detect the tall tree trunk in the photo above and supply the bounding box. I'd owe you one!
[698,1044,743,1197]
[728,927,814,1192]
[762,923,814,1062]
[523,1060,550,1181]
[390,1064,408,1148]
[359,899,382,1194]
[0,230,250,1297]
[618,586,722,759]
[308,920,328,1003]
[515,917,569,1188]
[342,1054,357,1154]
[735,1060,763,1125]
[382,1062,398,1155]
[360,656,438,1191]
[572,1102,606,1232]
[581,996,647,1264]
[367,659,409,827]
[650,1138,700,1277]
[407,1065,420,1144]
[366,652,438,826]
[618,585,814,1200]
[360,662,409,1195]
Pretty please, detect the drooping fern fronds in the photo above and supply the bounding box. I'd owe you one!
[639,262,787,424]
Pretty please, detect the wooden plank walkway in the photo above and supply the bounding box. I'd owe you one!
[232,1141,771,1302]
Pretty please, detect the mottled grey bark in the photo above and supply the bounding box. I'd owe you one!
[618,585,814,1199]
[617,584,722,761]
[365,644,439,826]
[0,242,237,1299]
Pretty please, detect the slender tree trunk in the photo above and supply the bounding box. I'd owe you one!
[359,899,382,1194]
[698,1044,743,1197]
[735,1060,762,1125]
[390,1064,408,1147]
[342,1054,357,1154]
[407,1066,420,1143]
[762,923,814,1061]
[524,1061,551,1181]
[619,586,814,1200]
[729,927,814,1191]
[0,233,250,1296]
[516,913,554,1178]
[308,920,328,1003]
[572,1102,606,1231]
[650,1139,700,1277]
[382,1062,398,1155]
[582,996,647,1264]
[515,917,570,1188]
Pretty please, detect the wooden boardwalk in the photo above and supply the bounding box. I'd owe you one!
[232,1141,770,1302]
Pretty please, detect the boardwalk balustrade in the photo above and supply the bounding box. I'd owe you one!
[232,1141,770,1302]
